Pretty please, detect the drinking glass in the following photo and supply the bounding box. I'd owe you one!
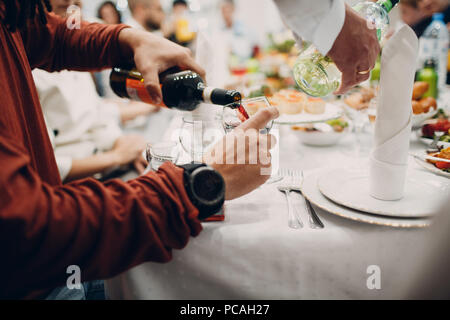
[146,141,180,172]
[222,97,281,184]
[179,114,224,163]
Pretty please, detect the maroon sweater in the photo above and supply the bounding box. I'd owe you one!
[0,11,202,299]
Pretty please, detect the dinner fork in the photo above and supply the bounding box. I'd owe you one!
[277,169,303,229]
[290,170,325,229]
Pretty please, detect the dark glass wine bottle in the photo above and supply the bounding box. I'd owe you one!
[110,66,241,111]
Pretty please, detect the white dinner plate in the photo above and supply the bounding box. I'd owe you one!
[412,108,439,130]
[414,157,450,179]
[417,135,450,149]
[317,168,450,218]
[274,103,343,125]
[302,170,432,228]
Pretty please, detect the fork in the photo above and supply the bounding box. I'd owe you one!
[277,169,303,229]
[290,170,325,229]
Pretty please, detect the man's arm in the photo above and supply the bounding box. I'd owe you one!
[0,132,202,299]
[21,12,129,72]
[273,0,346,56]
[273,0,380,94]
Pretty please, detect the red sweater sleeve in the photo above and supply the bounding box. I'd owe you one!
[21,12,130,72]
[0,134,202,299]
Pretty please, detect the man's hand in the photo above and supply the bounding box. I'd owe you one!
[204,107,279,200]
[118,28,205,104]
[328,4,381,95]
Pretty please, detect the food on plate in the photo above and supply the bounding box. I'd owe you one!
[305,97,326,114]
[422,118,450,142]
[270,89,306,114]
[411,82,437,115]
[412,100,424,115]
[412,81,429,100]
[247,85,273,99]
[243,100,267,117]
[344,87,376,110]
[292,118,348,133]
[427,147,450,172]
[326,118,349,132]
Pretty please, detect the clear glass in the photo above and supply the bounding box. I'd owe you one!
[222,97,281,184]
[179,114,224,163]
[222,97,274,134]
[293,0,391,97]
[146,141,180,172]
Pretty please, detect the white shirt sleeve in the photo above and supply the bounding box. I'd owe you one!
[273,0,346,55]
[55,155,73,182]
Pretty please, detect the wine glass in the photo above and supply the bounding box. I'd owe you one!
[222,97,281,184]
[146,141,180,172]
[179,114,224,163]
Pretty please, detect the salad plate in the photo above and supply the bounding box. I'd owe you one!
[302,170,431,228]
[317,168,450,218]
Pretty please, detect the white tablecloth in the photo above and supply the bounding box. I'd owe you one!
[106,116,447,300]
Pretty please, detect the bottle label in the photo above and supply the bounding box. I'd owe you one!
[126,78,152,104]
[126,78,165,107]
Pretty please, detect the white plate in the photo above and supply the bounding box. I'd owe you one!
[274,103,342,125]
[302,170,431,228]
[414,157,450,179]
[317,168,450,218]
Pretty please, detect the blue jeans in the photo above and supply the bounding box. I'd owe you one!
[45,280,105,300]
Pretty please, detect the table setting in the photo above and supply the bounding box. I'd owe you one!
[107,25,450,300]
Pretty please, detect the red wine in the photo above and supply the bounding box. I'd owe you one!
[237,104,250,120]
[110,67,242,111]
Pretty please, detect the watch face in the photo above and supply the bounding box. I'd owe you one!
[193,169,225,202]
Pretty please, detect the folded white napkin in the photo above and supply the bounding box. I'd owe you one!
[369,25,418,201]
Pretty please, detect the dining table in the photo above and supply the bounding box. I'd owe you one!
[106,97,449,300]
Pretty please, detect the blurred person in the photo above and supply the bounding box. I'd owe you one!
[0,0,278,300]
[219,0,257,59]
[400,0,426,27]
[412,0,450,37]
[127,0,166,36]
[165,0,196,47]
[97,1,122,24]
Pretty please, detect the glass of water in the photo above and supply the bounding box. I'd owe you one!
[146,141,180,172]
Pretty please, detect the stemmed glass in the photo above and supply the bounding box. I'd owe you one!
[179,114,225,163]
[222,96,281,184]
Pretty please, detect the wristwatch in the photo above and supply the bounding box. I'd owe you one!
[179,163,226,220]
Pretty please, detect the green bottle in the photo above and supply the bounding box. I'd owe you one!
[416,59,438,98]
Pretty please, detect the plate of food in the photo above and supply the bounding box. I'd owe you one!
[411,82,438,130]
[416,110,450,148]
[291,118,351,146]
[267,89,342,124]
[414,147,450,178]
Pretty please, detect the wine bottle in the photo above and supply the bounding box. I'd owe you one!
[110,66,242,111]
[293,0,400,97]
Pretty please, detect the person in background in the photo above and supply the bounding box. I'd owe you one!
[127,0,166,36]
[97,1,122,24]
[220,0,257,59]
[399,0,427,28]
[410,0,450,37]
[165,0,196,47]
